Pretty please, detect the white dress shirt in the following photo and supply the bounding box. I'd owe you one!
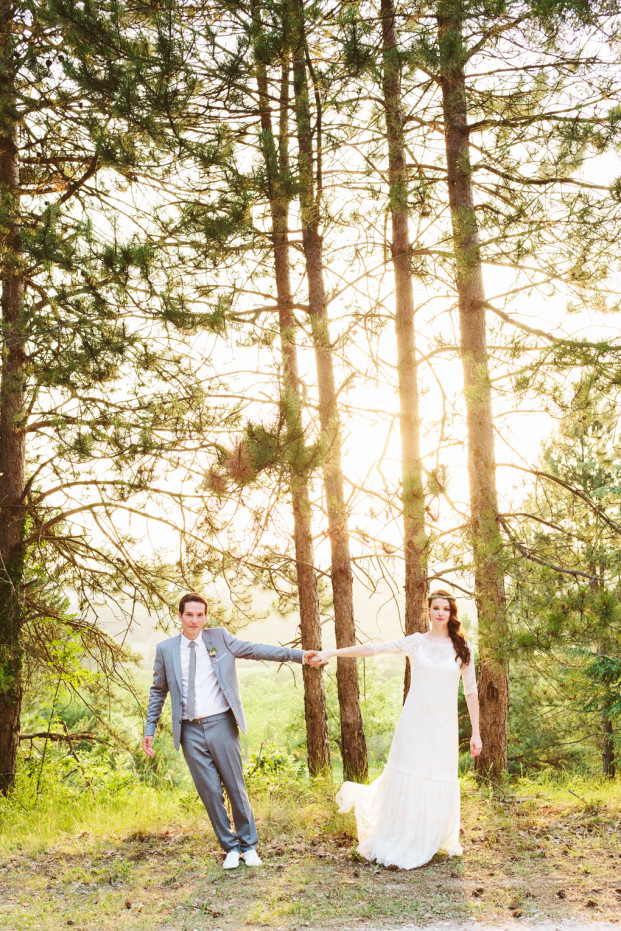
[180,633,229,719]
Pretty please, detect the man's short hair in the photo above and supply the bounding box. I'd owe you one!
[178,592,208,615]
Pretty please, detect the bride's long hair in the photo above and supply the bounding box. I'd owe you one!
[427,590,471,666]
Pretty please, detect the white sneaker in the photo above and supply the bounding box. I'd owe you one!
[223,849,240,869]
[242,849,262,867]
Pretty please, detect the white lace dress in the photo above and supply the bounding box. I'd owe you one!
[336,632,478,869]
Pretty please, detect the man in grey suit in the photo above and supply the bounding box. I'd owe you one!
[142,592,317,869]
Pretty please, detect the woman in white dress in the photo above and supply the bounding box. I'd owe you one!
[313,590,481,870]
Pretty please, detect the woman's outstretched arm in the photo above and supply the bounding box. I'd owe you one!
[308,638,413,665]
[311,644,377,662]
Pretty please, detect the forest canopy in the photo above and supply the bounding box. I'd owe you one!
[0,0,620,796]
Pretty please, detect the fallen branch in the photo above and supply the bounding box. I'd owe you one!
[19,731,103,743]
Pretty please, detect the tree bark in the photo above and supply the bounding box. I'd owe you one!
[254,33,330,774]
[596,641,616,777]
[291,0,367,781]
[437,0,508,777]
[601,714,616,777]
[0,0,26,796]
[380,0,429,701]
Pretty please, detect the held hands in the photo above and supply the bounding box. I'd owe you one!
[303,650,331,667]
[306,650,331,667]
[470,733,482,758]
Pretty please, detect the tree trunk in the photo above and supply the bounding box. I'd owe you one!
[601,714,616,777]
[291,0,367,781]
[254,35,330,775]
[0,0,26,796]
[380,0,429,701]
[437,0,508,777]
[596,641,616,777]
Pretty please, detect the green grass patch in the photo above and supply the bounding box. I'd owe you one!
[1,772,620,930]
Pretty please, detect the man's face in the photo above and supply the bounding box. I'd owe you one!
[179,600,206,640]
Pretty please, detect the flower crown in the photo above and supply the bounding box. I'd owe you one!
[428,590,456,601]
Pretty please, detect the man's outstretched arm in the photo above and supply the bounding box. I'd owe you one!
[222,629,324,665]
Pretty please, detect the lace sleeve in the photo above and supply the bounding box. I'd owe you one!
[461,648,478,696]
[367,633,419,656]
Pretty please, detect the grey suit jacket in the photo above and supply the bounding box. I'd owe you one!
[144,627,304,749]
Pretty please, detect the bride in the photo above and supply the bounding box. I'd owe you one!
[312,590,481,869]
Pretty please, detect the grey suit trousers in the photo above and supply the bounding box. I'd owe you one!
[180,709,257,852]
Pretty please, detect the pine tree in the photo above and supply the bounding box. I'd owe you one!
[0,0,225,793]
[0,0,27,796]
[251,0,330,773]
[393,0,621,775]
[290,0,368,781]
[508,386,621,776]
[379,0,429,698]
[436,0,509,776]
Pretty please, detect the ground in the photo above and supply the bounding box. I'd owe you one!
[0,780,619,931]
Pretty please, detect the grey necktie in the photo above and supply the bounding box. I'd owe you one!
[187,641,197,721]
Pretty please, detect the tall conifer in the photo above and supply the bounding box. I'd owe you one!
[0,0,26,795]
[291,0,368,781]
[0,0,223,792]
[380,0,429,697]
[436,0,509,775]
[251,1,330,773]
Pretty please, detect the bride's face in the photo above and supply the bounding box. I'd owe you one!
[429,598,451,627]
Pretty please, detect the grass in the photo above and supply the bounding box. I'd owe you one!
[0,772,620,930]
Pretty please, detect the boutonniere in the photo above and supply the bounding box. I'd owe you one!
[207,646,222,662]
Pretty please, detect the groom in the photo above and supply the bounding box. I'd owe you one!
[142,592,317,869]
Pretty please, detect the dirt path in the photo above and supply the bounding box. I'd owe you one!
[1,830,620,931]
[361,923,619,931]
